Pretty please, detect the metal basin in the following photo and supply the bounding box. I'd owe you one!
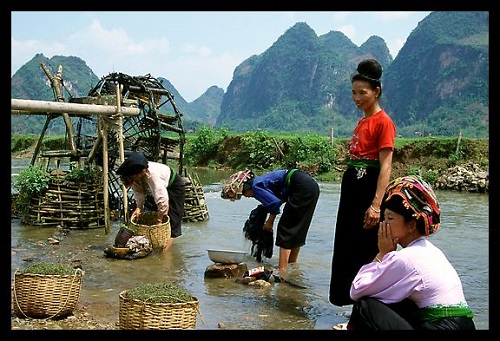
[207,249,247,264]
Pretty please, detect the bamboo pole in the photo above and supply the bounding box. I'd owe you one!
[30,116,52,166]
[115,83,129,223]
[40,63,77,154]
[100,116,110,234]
[455,131,462,155]
[11,99,140,116]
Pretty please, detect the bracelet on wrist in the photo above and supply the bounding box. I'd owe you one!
[369,205,381,213]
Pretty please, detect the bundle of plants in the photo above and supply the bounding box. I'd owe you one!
[119,282,202,329]
[22,261,76,275]
[124,282,195,304]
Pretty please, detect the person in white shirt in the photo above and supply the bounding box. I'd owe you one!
[347,175,475,330]
[116,152,185,251]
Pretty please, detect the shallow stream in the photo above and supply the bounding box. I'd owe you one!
[11,161,489,330]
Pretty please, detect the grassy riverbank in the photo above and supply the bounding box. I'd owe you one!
[11,131,489,184]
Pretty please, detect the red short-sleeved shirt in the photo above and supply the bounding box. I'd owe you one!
[349,109,396,161]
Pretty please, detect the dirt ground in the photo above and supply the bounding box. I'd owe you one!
[11,306,118,330]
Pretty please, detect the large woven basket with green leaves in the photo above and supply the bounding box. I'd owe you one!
[12,265,84,319]
[118,283,199,329]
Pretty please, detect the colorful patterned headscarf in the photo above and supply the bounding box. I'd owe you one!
[221,169,254,201]
[382,175,441,236]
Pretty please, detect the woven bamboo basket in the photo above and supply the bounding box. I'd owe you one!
[118,290,199,329]
[12,268,84,319]
[131,211,171,250]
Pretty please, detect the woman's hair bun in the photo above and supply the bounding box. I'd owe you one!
[356,59,382,80]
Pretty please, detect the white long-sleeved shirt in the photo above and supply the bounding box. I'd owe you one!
[350,237,468,308]
[131,161,171,216]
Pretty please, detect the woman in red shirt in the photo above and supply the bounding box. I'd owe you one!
[329,59,396,308]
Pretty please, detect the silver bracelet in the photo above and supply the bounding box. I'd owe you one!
[369,205,381,213]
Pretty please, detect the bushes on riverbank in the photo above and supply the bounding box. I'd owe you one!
[183,127,488,184]
[11,129,489,186]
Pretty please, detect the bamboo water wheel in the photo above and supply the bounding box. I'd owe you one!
[79,72,186,215]
[14,66,208,230]
[78,72,208,222]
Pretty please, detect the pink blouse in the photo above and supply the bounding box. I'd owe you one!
[350,237,468,308]
[131,161,171,216]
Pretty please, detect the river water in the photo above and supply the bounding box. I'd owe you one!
[11,160,489,330]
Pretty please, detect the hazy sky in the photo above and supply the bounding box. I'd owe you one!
[12,11,431,102]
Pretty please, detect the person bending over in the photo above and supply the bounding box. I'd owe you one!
[116,151,185,251]
[222,169,319,272]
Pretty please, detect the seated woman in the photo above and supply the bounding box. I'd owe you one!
[347,175,476,330]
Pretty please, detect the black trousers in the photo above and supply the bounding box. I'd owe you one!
[348,297,476,330]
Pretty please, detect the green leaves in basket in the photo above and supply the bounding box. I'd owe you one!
[120,222,138,234]
[22,261,75,275]
[125,282,195,304]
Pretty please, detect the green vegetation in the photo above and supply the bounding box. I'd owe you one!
[12,165,51,222]
[12,130,489,188]
[22,261,75,275]
[64,164,101,182]
[183,127,488,183]
[185,126,336,174]
[125,282,195,304]
[11,134,74,154]
[11,134,39,152]
[12,161,102,223]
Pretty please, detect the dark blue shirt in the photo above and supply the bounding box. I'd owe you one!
[251,169,288,214]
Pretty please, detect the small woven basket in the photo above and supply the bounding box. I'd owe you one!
[118,290,199,329]
[131,211,171,250]
[12,268,84,319]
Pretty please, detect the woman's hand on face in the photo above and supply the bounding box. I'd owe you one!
[377,222,398,253]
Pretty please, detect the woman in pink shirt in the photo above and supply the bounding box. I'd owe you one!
[347,175,475,330]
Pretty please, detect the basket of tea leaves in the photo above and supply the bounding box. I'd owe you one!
[12,261,84,319]
[119,282,201,329]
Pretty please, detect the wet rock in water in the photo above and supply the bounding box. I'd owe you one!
[235,276,257,284]
[248,279,271,287]
[47,237,60,245]
[204,263,248,278]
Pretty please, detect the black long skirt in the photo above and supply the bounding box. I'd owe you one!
[276,170,320,249]
[167,174,186,238]
[329,166,380,306]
